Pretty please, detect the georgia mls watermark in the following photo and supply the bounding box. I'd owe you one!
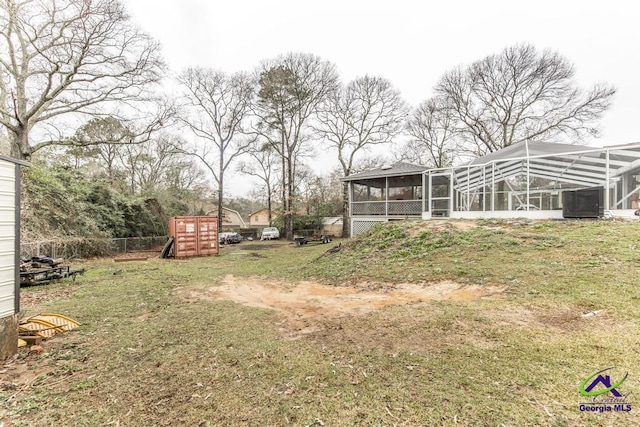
[579,367,632,413]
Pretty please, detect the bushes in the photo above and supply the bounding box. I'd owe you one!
[22,163,168,239]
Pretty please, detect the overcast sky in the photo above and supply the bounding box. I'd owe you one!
[123,0,640,196]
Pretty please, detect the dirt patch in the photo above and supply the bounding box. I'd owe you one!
[110,251,160,260]
[404,220,480,237]
[230,242,286,251]
[448,220,479,231]
[486,304,601,332]
[178,275,505,339]
[0,358,54,392]
[1,336,85,400]
[20,285,81,307]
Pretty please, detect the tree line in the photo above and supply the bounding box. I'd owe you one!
[0,0,616,240]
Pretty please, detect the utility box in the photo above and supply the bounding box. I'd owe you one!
[562,187,604,218]
[168,216,219,258]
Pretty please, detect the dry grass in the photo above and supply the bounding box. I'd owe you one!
[2,220,640,426]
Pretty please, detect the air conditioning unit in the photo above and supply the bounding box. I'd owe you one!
[562,187,604,218]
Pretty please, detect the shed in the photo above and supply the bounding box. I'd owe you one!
[321,217,343,236]
[0,155,28,359]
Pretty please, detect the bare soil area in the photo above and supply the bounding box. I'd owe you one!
[177,275,506,338]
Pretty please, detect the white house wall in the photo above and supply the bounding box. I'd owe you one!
[0,160,16,318]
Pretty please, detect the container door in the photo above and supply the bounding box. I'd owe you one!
[197,217,219,256]
[173,217,198,257]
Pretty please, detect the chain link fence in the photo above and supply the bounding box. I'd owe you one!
[21,236,169,259]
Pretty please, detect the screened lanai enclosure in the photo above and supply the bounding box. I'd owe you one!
[431,141,640,219]
[343,141,640,236]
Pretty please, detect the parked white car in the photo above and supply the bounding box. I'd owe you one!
[260,227,280,240]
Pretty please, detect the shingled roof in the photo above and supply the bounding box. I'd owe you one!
[341,162,427,182]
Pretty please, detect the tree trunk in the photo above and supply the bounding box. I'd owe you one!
[285,157,294,240]
[281,140,287,238]
[217,151,224,232]
[10,128,32,161]
[267,184,272,226]
[341,181,349,238]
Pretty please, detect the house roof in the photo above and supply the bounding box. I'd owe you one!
[0,155,30,167]
[249,208,270,216]
[341,162,427,182]
[207,207,248,228]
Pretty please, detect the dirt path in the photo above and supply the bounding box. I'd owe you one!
[179,275,505,338]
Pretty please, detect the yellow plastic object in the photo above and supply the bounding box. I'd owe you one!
[39,313,81,330]
[19,318,62,338]
[19,313,81,339]
[18,338,27,347]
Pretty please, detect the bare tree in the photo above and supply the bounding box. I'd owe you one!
[315,75,406,237]
[298,168,342,218]
[237,141,279,226]
[350,156,388,174]
[435,43,616,155]
[163,157,208,200]
[70,117,132,182]
[0,0,165,160]
[176,68,254,230]
[401,97,458,168]
[253,52,339,239]
[119,132,188,195]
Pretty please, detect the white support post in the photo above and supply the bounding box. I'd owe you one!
[526,141,531,210]
[605,150,610,210]
[466,166,470,210]
[422,173,426,212]
[348,181,353,237]
[491,163,495,211]
[482,166,486,211]
[427,172,432,214]
[449,172,454,215]
[385,177,389,216]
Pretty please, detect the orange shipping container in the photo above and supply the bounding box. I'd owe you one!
[168,216,219,258]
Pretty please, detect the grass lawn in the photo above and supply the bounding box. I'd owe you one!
[2,219,640,426]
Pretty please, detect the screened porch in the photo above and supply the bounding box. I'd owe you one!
[345,163,426,217]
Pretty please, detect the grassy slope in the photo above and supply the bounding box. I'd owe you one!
[2,220,640,426]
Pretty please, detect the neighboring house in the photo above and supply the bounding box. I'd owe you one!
[0,155,28,359]
[191,201,249,230]
[210,207,247,230]
[342,141,640,236]
[249,208,271,228]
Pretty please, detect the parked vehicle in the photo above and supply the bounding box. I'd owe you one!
[219,232,241,244]
[260,227,280,240]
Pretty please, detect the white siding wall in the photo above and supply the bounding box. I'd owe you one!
[0,160,16,318]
